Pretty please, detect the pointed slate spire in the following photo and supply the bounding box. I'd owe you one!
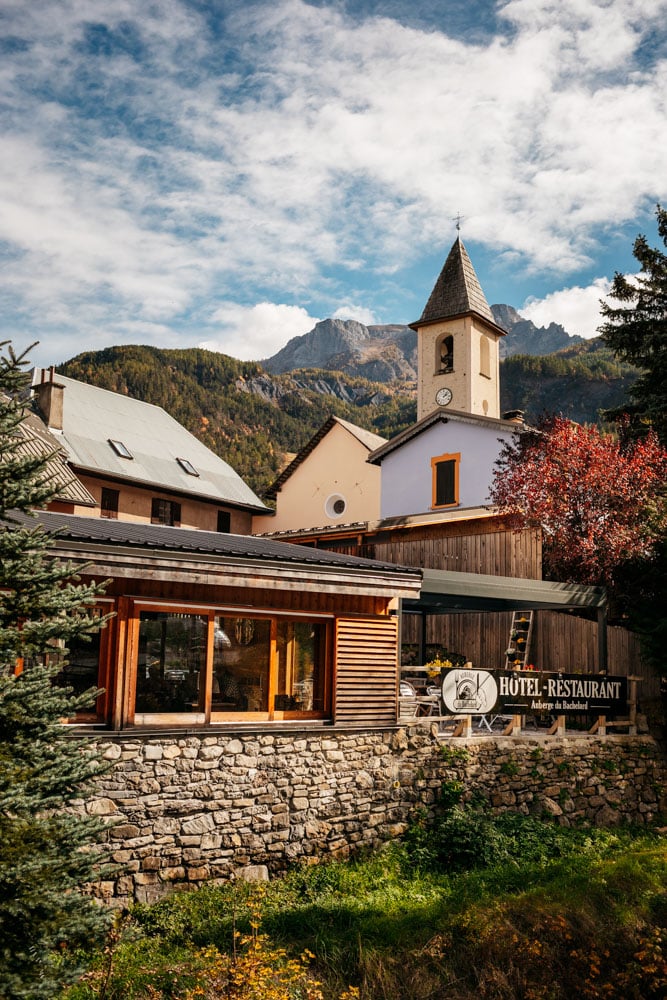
[415,237,496,327]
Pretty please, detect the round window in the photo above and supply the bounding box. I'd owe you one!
[325,494,347,519]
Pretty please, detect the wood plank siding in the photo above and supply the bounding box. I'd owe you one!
[334,616,399,725]
[312,522,542,580]
[402,610,656,700]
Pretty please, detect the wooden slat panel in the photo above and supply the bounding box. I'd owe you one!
[334,616,398,725]
[401,610,651,699]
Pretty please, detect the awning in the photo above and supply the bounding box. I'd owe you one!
[403,568,606,614]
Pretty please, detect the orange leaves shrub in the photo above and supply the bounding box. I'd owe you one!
[490,416,667,591]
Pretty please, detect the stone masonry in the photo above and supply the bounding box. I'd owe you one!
[85,728,667,905]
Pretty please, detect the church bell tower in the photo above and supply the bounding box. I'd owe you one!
[411,237,506,421]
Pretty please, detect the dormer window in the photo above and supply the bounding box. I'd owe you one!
[177,457,199,477]
[108,439,133,459]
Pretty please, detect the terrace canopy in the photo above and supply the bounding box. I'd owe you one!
[401,568,608,670]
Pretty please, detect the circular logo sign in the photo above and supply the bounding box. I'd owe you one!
[441,669,498,715]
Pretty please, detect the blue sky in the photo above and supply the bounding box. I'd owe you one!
[1,0,666,366]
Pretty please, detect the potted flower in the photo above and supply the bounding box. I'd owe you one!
[425,656,452,678]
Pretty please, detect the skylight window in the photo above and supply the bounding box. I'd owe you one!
[108,439,133,459]
[177,457,199,477]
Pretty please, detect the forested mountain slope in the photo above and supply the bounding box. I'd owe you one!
[501,339,638,425]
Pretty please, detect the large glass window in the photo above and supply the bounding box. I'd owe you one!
[53,620,103,700]
[136,612,207,713]
[132,608,329,721]
[212,616,271,712]
[275,620,326,712]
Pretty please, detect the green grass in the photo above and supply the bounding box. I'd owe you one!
[60,816,667,1000]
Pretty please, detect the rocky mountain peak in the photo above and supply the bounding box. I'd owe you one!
[262,318,372,374]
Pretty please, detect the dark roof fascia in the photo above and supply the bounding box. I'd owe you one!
[15,510,420,579]
[408,309,507,338]
[254,507,503,544]
[368,409,526,465]
[70,465,269,514]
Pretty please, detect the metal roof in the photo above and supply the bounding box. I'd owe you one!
[403,568,606,614]
[20,510,421,577]
[30,372,268,512]
[411,237,506,333]
[7,402,96,506]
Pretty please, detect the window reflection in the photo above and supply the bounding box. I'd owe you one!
[212,616,270,712]
[136,612,207,713]
[275,620,325,712]
[132,610,328,718]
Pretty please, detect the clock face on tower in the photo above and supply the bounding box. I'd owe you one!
[435,387,452,406]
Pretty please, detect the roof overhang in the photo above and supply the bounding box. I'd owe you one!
[404,568,606,614]
[408,309,507,338]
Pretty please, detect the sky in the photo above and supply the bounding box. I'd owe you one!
[1,0,666,367]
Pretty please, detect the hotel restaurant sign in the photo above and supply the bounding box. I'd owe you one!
[441,668,628,717]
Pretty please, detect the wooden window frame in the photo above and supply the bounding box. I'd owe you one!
[431,452,460,509]
[124,599,332,727]
[150,497,181,526]
[100,487,119,519]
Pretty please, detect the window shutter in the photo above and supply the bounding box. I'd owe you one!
[435,459,455,506]
[334,616,398,725]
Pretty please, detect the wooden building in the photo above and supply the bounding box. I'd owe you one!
[23,511,421,730]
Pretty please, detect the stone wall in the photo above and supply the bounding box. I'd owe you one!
[87,728,667,905]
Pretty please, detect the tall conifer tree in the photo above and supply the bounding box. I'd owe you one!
[598,205,667,444]
[0,342,112,999]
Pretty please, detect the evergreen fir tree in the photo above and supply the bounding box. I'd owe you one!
[598,205,667,444]
[0,342,112,999]
[598,207,667,675]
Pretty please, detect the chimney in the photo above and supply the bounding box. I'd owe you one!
[502,409,525,424]
[34,366,65,431]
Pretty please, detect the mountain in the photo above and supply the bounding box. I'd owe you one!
[501,339,638,425]
[58,346,416,497]
[262,318,418,382]
[262,307,584,380]
[491,304,584,358]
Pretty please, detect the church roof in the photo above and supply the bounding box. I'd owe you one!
[411,237,504,332]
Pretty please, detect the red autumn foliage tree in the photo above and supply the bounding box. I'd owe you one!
[490,416,667,593]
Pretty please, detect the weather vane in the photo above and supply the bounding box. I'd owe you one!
[453,212,465,232]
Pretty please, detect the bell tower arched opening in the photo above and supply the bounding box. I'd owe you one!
[436,334,454,373]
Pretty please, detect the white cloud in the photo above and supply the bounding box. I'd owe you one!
[521,277,614,338]
[0,0,666,359]
[332,304,378,325]
[201,302,320,359]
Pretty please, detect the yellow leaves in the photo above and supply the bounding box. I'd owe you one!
[185,889,354,1000]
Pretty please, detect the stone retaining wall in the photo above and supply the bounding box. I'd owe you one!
[87,728,667,905]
